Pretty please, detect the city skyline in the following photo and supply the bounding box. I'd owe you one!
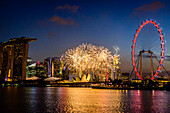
[0,0,170,73]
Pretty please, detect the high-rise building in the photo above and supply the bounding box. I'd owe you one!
[26,57,36,77]
[36,61,45,77]
[44,57,60,77]
[26,59,45,78]
[0,37,36,81]
[44,57,52,77]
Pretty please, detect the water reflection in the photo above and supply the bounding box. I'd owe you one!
[0,87,170,112]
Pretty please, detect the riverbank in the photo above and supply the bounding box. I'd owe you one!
[0,82,170,91]
[91,86,170,91]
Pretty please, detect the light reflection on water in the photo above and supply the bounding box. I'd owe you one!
[0,87,170,113]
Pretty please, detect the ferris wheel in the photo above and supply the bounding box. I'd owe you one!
[131,19,165,80]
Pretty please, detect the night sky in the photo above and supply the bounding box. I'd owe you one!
[0,0,170,73]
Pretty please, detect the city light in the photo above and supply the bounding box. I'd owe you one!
[0,1,170,112]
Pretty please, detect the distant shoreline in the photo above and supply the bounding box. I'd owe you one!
[0,84,170,91]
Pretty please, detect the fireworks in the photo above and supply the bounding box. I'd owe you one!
[61,43,114,75]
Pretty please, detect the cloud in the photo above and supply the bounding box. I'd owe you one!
[134,1,165,15]
[56,4,80,13]
[47,32,56,37]
[49,15,75,25]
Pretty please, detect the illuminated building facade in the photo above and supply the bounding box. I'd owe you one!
[0,37,36,81]
[26,57,36,77]
[26,58,45,78]
[0,43,3,78]
[36,61,45,77]
[112,46,121,80]
[44,57,60,77]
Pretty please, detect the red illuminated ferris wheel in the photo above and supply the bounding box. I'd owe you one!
[131,19,165,80]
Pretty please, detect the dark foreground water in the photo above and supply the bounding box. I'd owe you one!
[0,87,170,113]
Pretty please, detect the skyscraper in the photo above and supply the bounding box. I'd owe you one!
[26,57,36,77]
[0,37,36,81]
[44,57,60,77]
[0,43,3,79]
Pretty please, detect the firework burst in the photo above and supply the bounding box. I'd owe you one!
[61,43,114,75]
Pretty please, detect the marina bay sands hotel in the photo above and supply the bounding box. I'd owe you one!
[0,37,36,81]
